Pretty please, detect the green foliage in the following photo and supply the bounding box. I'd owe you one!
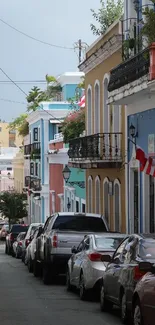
[9,113,29,137]
[141,1,155,44]
[26,86,48,112]
[77,76,85,89]
[90,0,123,36]
[62,109,85,143]
[0,191,28,224]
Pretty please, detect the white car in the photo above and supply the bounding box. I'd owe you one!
[66,232,125,300]
[22,223,43,263]
[25,225,43,272]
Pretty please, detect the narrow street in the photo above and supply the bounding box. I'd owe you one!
[0,244,121,325]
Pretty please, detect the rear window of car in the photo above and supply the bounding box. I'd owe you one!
[139,239,155,259]
[11,225,28,233]
[52,215,107,232]
[95,236,124,250]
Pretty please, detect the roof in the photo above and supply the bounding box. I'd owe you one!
[56,212,105,218]
[93,233,126,238]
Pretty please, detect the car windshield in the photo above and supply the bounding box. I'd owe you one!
[11,225,28,233]
[52,215,107,232]
[95,236,124,250]
[139,239,155,259]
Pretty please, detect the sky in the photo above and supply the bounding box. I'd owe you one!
[0,0,100,122]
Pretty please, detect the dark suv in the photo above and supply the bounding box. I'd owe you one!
[5,224,28,255]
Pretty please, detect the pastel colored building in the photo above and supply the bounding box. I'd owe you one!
[24,72,85,223]
[13,151,24,193]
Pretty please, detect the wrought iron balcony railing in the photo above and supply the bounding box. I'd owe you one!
[68,133,122,162]
[24,142,41,159]
[108,48,150,92]
[25,176,31,187]
[30,178,41,192]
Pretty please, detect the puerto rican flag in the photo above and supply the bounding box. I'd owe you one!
[136,147,155,176]
[78,94,85,108]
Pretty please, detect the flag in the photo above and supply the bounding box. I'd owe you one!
[78,95,85,108]
[136,147,155,176]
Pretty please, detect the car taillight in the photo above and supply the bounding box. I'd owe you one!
[88,252,102,262]
[18,241,22,246]
[10,233,13,241]
[52,234,58,248]
[134,265,146,281]
[25,239,30,247]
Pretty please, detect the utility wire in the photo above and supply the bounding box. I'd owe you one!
[0,17,74,50]
[0,98,26,105]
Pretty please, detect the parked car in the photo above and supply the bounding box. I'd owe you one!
[0,224,9,240]
[34,212,109,285]
[25,225,43,272]
[5,224,28,255]
[100,234,155,324]
[66,232,126,300]
[132,261,155,325]
[22,223,42,263]
[12,232,26,258]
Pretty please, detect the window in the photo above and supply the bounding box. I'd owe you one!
[87,86,92,136]
[33,128,38,141]
[35,163,38,176]
[88,176,93,213]
[95,176,101,214]
[103,75,110,156]
[30,162,34,175]
[103,178,109,224]
[94,81,100,133]
[0,127,2,132]
[95,236,125,250]
[113,238,129,262]
[114,179,121,232]
[51,191,55,214]
[76,200,79,212]
[52,215,107,232]
[7,167,12,171]
[82,203,85,213]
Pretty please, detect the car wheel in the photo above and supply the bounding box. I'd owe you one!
[66,269,72,291]
[28,257,33,273]
[100,284,113,312]
[133,300,143,325]
[79,272,88,301]
[121,292,128,324]
[42,263,51,285]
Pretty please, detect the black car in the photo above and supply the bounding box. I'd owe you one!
[5,224,28,255]
[100,234,155,324]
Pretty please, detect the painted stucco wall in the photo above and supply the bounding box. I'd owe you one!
[49,164,63,213]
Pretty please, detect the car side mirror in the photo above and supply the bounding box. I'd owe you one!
[101,254,112,263]
[71,246,77,254]
[139,261,153,272]
[38,227,43,236]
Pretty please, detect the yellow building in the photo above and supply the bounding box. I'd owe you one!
[68,20,126,232]
[13,151,24,193]
[0,122,22,147]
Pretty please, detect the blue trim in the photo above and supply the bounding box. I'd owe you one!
[41,119,44,184]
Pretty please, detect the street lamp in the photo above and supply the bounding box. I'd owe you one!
[129,123,136,138]
[62,165,71,183]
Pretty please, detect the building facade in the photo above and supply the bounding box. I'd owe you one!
[68,20,126,232]
[24,72,85,223]
[108,0,155,233]
[12,151,24,193]
[0,122,22,147]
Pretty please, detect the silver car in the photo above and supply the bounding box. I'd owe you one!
[67,232,126,300]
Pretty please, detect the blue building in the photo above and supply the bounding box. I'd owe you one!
[24,72,86,223]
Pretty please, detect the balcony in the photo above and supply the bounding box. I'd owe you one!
[30,178,41,192]
[68,133,122,169]
[24,142,41,159]
[24,176,31,187]
[108,48,150,92]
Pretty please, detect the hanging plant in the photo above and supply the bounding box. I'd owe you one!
[141,2,155,45]
[122,38,136,60]
[61,109,85,143]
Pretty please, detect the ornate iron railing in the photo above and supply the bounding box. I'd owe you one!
[25,176,31,187]
[30,178,41,192]
[24,142,41,158]
[24,144,31,155]
[108,48,150,92]
[68,133,122,161]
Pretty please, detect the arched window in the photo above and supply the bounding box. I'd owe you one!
[103,177,110,226]
[94,80,100,134]
[88,176,93,212]
[95,176,101,214]
[103,75,110,157]
[87,86,92,136]
[114,179,121,232]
